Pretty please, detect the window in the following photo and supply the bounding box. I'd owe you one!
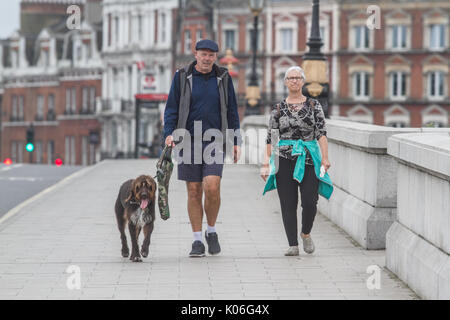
[184,30,191,53]
[48,94,55,112]
[82,136,88,166]
[35,141,43,164]
[82,88,88,112]
[161,13,166,43]
[387,122,406,128]
[430,24,445,49]
[47,140,54,164]
[114,16,119,45]
[37,95,44,119]
[428,71,445,99]
[353,72,370,99]
[43,50,49,66]
[19,96,24,120]
[65,136,76,165]
[354,26,370,49]
[196,29,202,42]
[280,28,293,52]
[390,72,407,99]
[392,25,407,49]
[11,142,17,163]
[138,15,143,42]
[225,30,236,51]
[11,95,17,120]
[90,87,96,113]
[71,88,77,113]
[66,89,71,113]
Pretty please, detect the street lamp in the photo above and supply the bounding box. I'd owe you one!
[302,0,329,117]
[245,0,265,115]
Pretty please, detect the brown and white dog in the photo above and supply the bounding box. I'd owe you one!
[114,175,156,262]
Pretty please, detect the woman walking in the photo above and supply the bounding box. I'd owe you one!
[261,66,333,256]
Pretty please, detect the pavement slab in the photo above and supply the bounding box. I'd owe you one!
[0,160,419,300]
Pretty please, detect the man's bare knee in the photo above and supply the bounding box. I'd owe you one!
[187,182,203,200]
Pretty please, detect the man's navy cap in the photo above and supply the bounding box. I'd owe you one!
[195,39,219,52]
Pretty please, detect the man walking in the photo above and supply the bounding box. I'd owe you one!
[163,39,241,257]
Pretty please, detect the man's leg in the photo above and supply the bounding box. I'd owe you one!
[203,175,221,227]
[203,175,222,255]
[186,181,203,233]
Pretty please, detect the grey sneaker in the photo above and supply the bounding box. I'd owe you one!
[302,235,315,254]
[205,231,221,255]
[285,246,299,256]
[189,240,205,257]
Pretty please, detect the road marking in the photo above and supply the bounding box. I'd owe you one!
[0,161,107,227]
[0,164,23,172]
[0,177,44,182]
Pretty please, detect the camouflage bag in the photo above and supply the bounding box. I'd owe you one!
[156,145,173,220]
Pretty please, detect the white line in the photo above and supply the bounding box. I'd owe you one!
[0,164,23,172]
[0,161,108,227]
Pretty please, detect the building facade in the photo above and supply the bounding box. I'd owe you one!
[333,0,449,127]
[100,0,178,159]
[0,0,103,165]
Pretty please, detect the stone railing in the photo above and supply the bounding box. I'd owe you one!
[386,132,450,300]
[242,116,449,248]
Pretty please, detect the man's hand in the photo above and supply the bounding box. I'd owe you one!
[165,135,175,148]
[233,145,241,163]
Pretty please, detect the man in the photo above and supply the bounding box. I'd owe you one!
[163,39,241,257]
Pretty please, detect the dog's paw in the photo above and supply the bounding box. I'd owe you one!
[130,254,142,262]
[121,247,130,258]
[141,247,149,258]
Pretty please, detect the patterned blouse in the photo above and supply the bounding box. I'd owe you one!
[266,97,327,165]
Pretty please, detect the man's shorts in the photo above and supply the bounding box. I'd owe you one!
[177,141,225,182]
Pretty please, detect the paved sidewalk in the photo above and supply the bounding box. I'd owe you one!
[0,160,418,300]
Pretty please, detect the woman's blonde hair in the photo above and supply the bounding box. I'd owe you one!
[284,66,306,81]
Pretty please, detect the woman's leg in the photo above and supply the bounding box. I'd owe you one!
[299,164,320,235]
[275,157,300,246]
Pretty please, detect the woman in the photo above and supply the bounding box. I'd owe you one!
[261,66,333,256]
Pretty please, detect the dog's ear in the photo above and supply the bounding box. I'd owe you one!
[145,176,156,193]
[125,179,136,203]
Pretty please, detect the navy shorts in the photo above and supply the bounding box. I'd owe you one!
[177,141,225,182]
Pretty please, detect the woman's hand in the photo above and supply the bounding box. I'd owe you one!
[260,163,270,181]
[321,158,331,172]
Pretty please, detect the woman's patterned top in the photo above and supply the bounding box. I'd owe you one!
[266,97,327,165]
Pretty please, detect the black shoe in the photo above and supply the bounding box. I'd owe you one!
[205,231,221,255]
[189,240,205,257]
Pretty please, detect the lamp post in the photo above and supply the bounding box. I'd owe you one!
[302,0,329,117]
[245,0,264,115]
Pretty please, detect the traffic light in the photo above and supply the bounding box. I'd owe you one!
[26,127,34,152]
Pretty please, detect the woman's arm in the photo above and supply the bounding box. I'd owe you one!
[317,135,331,171]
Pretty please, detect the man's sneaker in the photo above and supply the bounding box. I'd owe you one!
[301,235,315,254]
[189,240,205,257]
[205,231,221,255]
[284,246,299,256]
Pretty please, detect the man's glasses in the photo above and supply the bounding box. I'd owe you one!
[286,77,303,81]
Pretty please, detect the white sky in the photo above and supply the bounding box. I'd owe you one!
[0,0,21,39]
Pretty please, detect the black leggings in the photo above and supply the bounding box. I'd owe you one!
[275,157,319,246]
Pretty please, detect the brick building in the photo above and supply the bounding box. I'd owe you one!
[333,0,449,127]
[0,0,103,165]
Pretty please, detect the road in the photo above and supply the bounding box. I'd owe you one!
[0,163,83,218]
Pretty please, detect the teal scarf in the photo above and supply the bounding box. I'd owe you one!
[263,139,333,199]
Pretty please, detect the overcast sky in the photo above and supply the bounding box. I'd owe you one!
[0,0,21,39]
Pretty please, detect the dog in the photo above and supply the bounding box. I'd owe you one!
[115,175,157,262]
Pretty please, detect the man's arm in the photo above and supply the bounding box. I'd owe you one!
[163,71,181,141]
[226,76,242,146]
